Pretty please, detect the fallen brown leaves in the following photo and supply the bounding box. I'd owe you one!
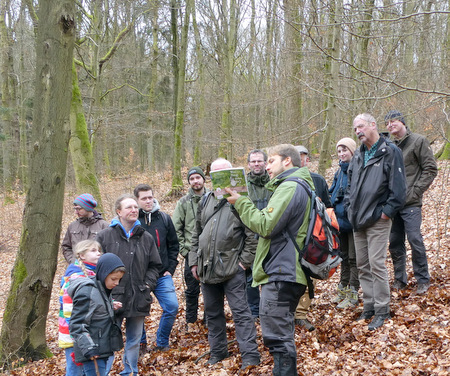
[0,162,449,376]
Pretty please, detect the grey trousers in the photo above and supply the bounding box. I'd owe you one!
[201,268,260,361]
[260,281,305,358]
[354,218,392,315]
[389,206,430,285]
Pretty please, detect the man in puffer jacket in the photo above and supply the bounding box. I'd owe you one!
[385,110,438,295]
[189,158,260,370]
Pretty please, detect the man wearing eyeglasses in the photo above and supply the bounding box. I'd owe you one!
[246,149,272,320]
[61,193,109,263]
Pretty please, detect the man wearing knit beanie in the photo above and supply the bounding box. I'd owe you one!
[187,166,206,183]
[385,110,438,295]
[173,167,209,331]
[62,194,109,263]
[73,193,97,212]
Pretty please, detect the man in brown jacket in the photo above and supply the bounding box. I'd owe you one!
[61,193,108,263]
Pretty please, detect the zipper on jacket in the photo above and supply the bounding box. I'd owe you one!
[155,229,161,248]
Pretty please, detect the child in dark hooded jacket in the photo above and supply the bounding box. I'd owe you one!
[68,253,126,376]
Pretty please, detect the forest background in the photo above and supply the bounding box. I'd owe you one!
[0,0,449,374]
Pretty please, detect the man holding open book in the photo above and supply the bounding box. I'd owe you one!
[189,158,260,370]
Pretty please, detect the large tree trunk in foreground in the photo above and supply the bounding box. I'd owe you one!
[0,0,75,366]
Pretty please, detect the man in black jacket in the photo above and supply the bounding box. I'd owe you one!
[345,113,406,330]
[246,149,272,319]
[134,184,179,352]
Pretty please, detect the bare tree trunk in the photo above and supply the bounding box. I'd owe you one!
[69,62,102,209]
[0,0,75,366]
[0,0,14,194]
[318,0,341,174]
[219,0,237,159]
[172,0,191,192]
[192,2,205,165]
[147,1,160,171]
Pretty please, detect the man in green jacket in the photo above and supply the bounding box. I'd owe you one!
[172,167,208,329]
[226,144,313,376]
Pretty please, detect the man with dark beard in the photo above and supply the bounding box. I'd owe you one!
[173,167,209,330]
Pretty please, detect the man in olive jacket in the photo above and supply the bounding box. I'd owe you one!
[189,158,260,370]
[172,166,208,327]
[385,110,438,294]
[226,144,313,376]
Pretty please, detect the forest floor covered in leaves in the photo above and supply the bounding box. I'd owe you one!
[0,160,449,376]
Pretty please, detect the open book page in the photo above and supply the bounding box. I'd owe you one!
[210,167,248,199]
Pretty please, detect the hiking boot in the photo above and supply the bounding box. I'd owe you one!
[368,314,390,330]
[332,283,346,303]
[139,343,147,357]
[336,286,359,309]
[295,318,315,331]
[392,280,407,290]
[207,351,229,365]
[240,357,260,369]
[185,322,196,332]
[151,345,170,352]
[416,282,430,295]
[356,310,374,321]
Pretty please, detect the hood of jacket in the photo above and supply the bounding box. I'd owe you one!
[247,171,270,187]
[138,199,161,225]
[96,253,125,285]
[78,211,105,225]
[110,217,141,239]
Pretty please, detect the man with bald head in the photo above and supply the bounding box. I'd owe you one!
[189,158,260,369]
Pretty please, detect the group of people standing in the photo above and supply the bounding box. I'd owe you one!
[57,110,437,376]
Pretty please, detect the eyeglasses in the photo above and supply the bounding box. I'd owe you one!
[73,206,83,211]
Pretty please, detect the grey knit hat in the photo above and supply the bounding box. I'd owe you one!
[385,110,406,125]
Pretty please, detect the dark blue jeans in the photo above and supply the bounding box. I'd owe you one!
[389,206,430,285]
[141,275,178,347]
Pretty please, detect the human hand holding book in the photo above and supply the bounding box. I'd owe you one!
[210,167,248,199]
